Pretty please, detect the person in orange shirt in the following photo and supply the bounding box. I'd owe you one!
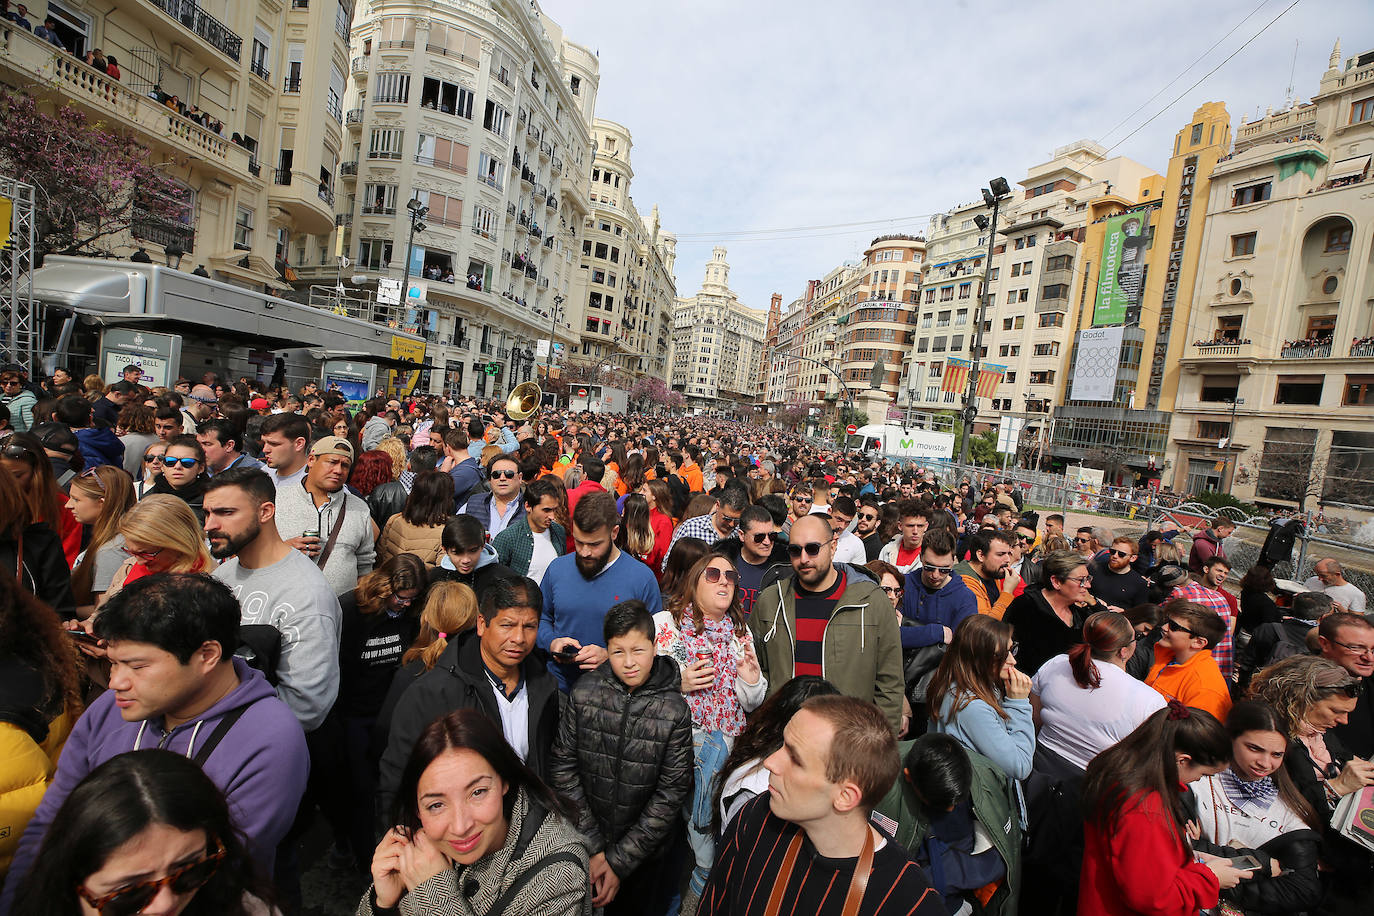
[1146,599,1233,722]
[678,444,704,493]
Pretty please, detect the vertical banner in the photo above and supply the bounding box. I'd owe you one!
[1092,211,1151,326]
[941,357,969,394]
[387,335,427,396]
[976,363,1007,399]
[1069,326,1125,402]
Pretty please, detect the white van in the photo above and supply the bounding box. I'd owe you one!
[846,424,956,460]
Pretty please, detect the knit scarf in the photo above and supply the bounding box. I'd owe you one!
[1218,768,1278,816]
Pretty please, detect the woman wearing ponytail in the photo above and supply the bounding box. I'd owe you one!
[1080,702,1255,916]
[1030,611,1167,770]
[1189,700,1324,915]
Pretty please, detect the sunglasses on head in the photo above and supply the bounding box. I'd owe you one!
[161,456,198,468]
[2,444,33,461]
[703,566,739,585]
[78,840,224,916]
[787,541,826,558]
[1320,679,1363,699]
[79,467,106,493]
[489,469,518,480]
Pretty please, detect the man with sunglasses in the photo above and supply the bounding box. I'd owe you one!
[749,514,904,733]
[1144,599,1232,721]
[715,505,790,617]
[782,485,813,538]
[0,574,309,911]
[898,528,976,650]
[664,483,748,564]
[854,495,884,561]
[1088,536,1150,611]
[461,453,525,539]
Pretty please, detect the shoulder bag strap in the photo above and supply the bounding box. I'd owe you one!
[315,496,348,568]
[841,826,876,916]
[191,705,249,765]
[763,833,804,916]
[486,850,583,913]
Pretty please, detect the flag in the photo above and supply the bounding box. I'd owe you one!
[976,363,1007,399]
[941,357,969,394]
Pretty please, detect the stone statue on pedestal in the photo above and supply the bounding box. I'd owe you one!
[868,358,886,389]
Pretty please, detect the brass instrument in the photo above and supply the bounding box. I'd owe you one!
[506,381,541,420]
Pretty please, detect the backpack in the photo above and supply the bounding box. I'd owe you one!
[235,623,282,685]
[664,472,690,518]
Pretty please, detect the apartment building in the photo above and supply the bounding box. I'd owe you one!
[321,0,598,397]
[838,235,925,404]
[1167,42,1374,514]
[764,289,810,409]
[671,247,767,411]
[568,118,676,383]
[0,0,351,288]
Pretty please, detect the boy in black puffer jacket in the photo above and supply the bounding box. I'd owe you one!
[550,599,693,915]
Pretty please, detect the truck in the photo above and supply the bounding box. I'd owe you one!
[569,384,628,414]
[845,424,956,461]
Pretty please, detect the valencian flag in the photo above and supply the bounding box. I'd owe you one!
[942,358,1007,399]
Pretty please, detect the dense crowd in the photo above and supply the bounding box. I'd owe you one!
[0,362,1372,916]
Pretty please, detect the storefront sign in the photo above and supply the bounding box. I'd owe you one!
[1148,156,1197,408]
[99,328,181,388]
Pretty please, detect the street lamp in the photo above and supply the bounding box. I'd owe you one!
[401,198,428,314]
[164,242,185,270]
[546,294,564,379]
[961,176,1011,466]
[1223,396,1245,492]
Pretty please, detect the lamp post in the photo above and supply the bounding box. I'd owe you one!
[1223,396,1245,492]
[400,198,428,317]
[164,242,185,270]
[963,177,1011,466]
[779,352,855,454]
[546,294,564,384]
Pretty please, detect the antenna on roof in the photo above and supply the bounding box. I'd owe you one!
[1285,40,1300,107]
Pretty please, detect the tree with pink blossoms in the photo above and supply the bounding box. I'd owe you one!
[0,92,190,260]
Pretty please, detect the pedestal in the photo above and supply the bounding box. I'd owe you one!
[856,389,892,427]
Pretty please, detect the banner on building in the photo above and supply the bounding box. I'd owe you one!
[941,358,1006,399]
[941,357,969,394]
[1092,211,1150,326]
[976,363,1006,399]
[387,335,427,396]
[1069,326,1125,402]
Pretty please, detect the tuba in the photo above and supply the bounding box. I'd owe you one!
[505,381,541,421]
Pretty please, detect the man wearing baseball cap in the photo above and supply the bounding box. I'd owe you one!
[270,435,377,595]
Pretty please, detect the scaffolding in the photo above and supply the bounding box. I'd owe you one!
[0,176,36,369]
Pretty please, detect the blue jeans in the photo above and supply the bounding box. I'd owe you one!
[685,727,733,896]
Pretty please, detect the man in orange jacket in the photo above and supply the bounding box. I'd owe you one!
[953,529,1018,620]
[1145,599,1233,722]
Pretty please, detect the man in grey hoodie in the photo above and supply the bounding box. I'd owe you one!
[359,396,393,450]
[271,436,378,595]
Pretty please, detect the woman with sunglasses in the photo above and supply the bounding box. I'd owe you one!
[1188,700,1324,916]
[135,441,167,499]
[66,466,136,614]
[10,749,274,916]
[653,552,765,904]
[377,470,453,567]
[145,434,207,525]
[1002,549,1106,677]
[102,495,213,603]
[928,613,1036,782]
[1250,656,1374,912]
[1,432,82,567]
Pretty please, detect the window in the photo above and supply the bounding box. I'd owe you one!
[939,286,954,301]
[1002,317,1013,331]
[924,289,935,304]
[570,75,581,95]
[1004,370,1016,383]
[987,266,999,280]
[1352,96,1374,124]
[373,72,410,103]
[1017,289,1029,303]
[1325,226,1352,252]
[1323,276,1339,295]
[415,135,469,173]
[950,335,964,351]
[1006,290,1017,304]
[1046,254,1072,272]
[1025,235,1036,247]
[1230,232,1257,256]
[958,283,971,299]
[470,204,497,239]
[610,247,620,263]
[477,152,505,190]
[1257,427,1318,500]
[1197,420,1232,441]
[482,101,510,138]
[1033,342,1060,357]
[1306,315,1337,340]
[233,207,253,250]
[250,30,271,80]
[1042,283,1069,300]
[1275,377,1324,405]
[1028,370,1055,384]
[1200,375,1240,402]
[416,190,462,228]
[368,128,403,159]
[1232,181,1272,207]
[419,77,474,118]
[361,183,397,214]
[1217,315,1243,340]
[1345,376,1374,406]
[1190,123,1204,144]
[357,238,393,270]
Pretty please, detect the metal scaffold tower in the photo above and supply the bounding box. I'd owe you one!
[0,176,37,369]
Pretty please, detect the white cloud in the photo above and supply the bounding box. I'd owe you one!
[541,0,1373,311]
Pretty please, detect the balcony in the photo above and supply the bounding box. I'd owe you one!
[1280,341,1332,359]
[268,169,336,235]
[1190,339,1252,357]
[345,108,363,125]
[335,213,352,228]
[414,154,467,175]
[249,59,270,83]
[361,204,396,216]
[283,76,302,94]
[147,0,242,61]
[340,160,358,177]
[133,214,195,252]
[1351,339,1374,358]
[351,56,369,75]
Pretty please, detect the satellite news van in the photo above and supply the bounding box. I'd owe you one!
[846,424,955,461]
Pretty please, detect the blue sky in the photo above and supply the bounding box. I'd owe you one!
[541,0,1373,313]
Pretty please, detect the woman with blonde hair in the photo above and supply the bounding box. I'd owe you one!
[103,494,212,600]
[66,466,136,613]
[375,436,408,480]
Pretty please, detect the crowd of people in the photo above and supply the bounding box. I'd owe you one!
[0,362,1372,916]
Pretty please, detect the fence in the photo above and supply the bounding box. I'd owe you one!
[903,458,1374,604]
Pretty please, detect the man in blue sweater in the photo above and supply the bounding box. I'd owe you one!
[898,528,977,649]
[538,490,662,691]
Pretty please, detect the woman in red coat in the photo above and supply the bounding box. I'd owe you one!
[1080,701,1254,915]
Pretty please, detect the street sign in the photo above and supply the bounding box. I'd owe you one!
[377,277,401,305]
[846,424,858,435]
[577,388,588,397]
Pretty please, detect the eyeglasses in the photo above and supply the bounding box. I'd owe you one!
[78,840,224,916]
[489,469,519,480]
[161,456,199,468]
[1329,640,1374,658]
[1108,549,1132,558]
[923,564,954,577]
[122,545,164,561]
[79,468,106,493]
[880,585,903,598]
[750,532,775,544]
[1161,619,1197,637]
[703,567,740,585]
[786,541,827,558]
[1064,575,1093,587]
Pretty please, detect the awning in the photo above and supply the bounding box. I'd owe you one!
[1327,155,1371,182]
[308,349,435,371]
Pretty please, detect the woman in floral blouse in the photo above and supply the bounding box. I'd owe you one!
[653,552,766,908]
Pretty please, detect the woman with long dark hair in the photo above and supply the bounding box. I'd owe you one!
[1237,564,1282,633]
[361,708,589,915]
[928,613,1035,781]
[1189,700,1323,915]
[710,675,839,835]
[66,466,136,613]
[0,461,74,614]
[1030,611,1165,770]
[616,494,664,573]
[10,749,274,915]
[659,536,709,601]
[1,432,81,566]
[377,470,453,566]
[1080,703,1249,915]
